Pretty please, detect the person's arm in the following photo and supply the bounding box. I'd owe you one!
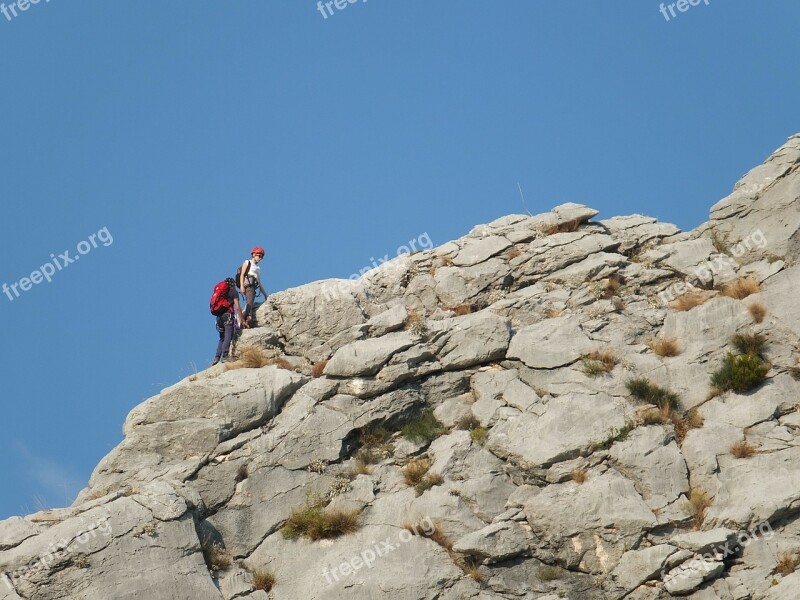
[239,260,250,292]
[233,297,249,328]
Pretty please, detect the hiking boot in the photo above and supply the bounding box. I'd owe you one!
[212,356,220,366]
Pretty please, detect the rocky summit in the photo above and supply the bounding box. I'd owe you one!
[3,135,800,600]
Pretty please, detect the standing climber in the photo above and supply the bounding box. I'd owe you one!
[238,246,268,327]
[210,277,248,365]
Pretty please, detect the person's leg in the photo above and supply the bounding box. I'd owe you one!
[214,315,226,362]
[220,313,234,359]
[244,285,256,326]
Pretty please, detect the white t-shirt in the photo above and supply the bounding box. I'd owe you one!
[246,261,261,285]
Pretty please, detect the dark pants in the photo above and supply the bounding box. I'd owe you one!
[215,312,235,359]
[243,285,257,325]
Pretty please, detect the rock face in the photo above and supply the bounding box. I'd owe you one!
[4,136,800,599]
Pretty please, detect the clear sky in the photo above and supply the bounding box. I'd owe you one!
[0,1,798,519]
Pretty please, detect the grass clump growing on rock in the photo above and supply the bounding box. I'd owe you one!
[537,566,563,581]
[721,277,760,300]
[731,332,767,357]
[775,552,800,576]
[647,337,680,357]
[685,488,712,530]
[711,353,769,393]
[469,426,488,445]
[403,458,444,496]
[311,360,328,378]
[401,409,444,445]
[571,469,588,484]
[251,569,276,592]
[625,378,680,411]
[281,500,360,541]
[200,537,233,572]
[226,346,293,371]
[748,302,767,323]
[580,349,618,377]
[730,441,757,459]
[670,292,711,312]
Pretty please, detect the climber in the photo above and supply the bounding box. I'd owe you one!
[238,246,268,327]
[211,277,248,365]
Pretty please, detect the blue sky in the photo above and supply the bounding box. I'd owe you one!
[0,1,798,518]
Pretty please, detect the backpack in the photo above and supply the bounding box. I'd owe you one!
[210,281,233,316]
[235,260,251,290]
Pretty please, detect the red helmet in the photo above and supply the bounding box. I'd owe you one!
[251,246,265,257]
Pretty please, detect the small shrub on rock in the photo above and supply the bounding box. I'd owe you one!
[625,378,680,411]
[711,353,769,393]
[537,566,563,581]
[281,502,360,541]
[401,409,444,445]
[469,426,488,445]
[731,332,767,357]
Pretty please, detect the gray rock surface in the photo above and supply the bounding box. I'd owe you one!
[6,136,800,599]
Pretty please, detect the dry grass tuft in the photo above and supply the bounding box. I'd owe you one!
[571,469,588,484]
[730,441,757,459]
[404,310,428,336]
[403,458,431,487]
[721,277,760,300]
[670,292,711,312]
[311,360,328,378]
[226,346,293,371]
[281,503,360,541]
[455,555,484,582]
[775,552,800,576]
[544,306,564,318]
[411,521,453,551]
[647,337,680,357]
[469,426,488,445]
[252,569,276,592]
[504,247,522,260]
[581,349,619,377]
[748,302,767,323]
[200,537,233,572]
[641,405,703,444]
[448,304,475,316]
[686,488,712,530]
[455,414,481,431]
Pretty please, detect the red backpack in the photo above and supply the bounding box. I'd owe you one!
[210,281,233,316]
